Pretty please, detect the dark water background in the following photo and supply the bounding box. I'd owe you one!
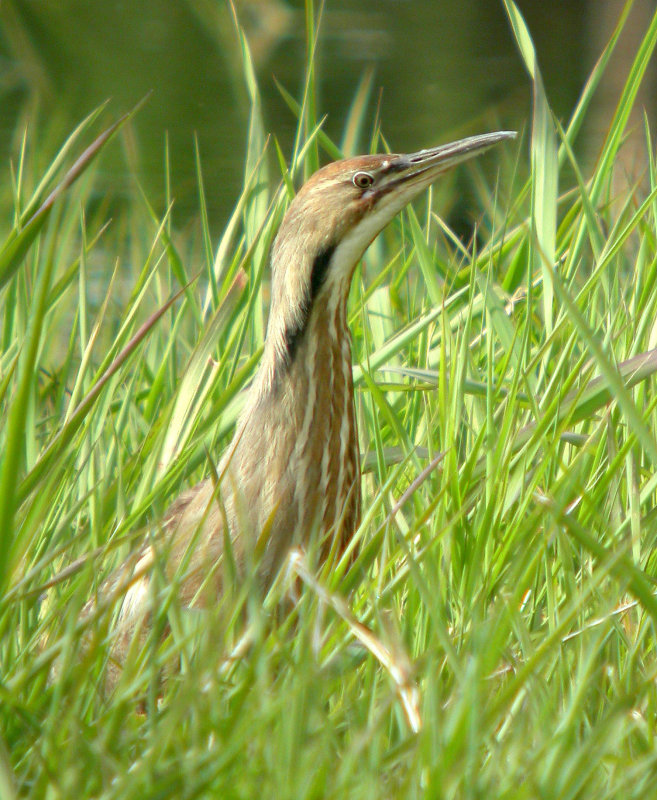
[1,0,654,233]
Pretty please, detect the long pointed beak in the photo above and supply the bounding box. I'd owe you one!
[373,130,516,216]
[386,131,517,192]
[403,131,517,177]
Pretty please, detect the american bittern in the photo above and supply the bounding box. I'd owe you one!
[98,131,515,684]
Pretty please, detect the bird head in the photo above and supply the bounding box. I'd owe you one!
[266,131,516,371]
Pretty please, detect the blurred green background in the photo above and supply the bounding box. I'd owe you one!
[1,0,654,233]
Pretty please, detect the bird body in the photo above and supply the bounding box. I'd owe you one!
[96,132,515,682]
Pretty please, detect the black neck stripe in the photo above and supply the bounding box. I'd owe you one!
[310,242,335,301]
[283,243,336,363]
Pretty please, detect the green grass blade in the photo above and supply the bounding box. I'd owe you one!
[0,106,136,291]
[504,0,557,334]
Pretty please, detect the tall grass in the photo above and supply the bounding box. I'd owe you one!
[2,1,657,797]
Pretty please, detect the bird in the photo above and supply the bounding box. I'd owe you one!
[90,130,515,687]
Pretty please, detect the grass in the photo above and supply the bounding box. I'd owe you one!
[3,1,657,797]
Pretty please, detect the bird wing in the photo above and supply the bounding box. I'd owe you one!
[72,477,229,690]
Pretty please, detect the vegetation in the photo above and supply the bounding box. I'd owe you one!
[2,1,657,797]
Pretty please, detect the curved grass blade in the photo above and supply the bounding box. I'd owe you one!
[159,271,247,474]
[16,284,189,510]
[504,0,557,335]
[0,103,142,292]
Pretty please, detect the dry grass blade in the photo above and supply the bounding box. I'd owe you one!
[17,282,192,507]
[288,548,421,734]
[0,102,142,291]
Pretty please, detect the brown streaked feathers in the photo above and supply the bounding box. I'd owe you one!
[74,132,515,690]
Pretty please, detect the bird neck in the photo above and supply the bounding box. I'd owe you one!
[232,277,361,565]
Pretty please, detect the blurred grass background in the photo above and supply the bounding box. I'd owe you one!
[2,0,653,232]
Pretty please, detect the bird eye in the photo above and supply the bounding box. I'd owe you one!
[352,171,374,189]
